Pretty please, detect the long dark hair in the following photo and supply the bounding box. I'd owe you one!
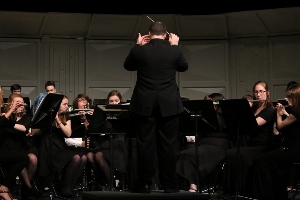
[286,84,300,111]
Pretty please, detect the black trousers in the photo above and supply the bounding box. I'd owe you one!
[132,112,180,190]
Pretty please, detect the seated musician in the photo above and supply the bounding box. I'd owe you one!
[253,83,300,200]
[87,90,127,190]
[35,95,84,198]
[176,93,231,192]
[223,81,276,198]
[0,87,31,200]
[64,94,93,191]
[0,93,43,199]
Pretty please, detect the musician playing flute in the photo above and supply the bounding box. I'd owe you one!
[253,83,300,200]
[223,81,276,198]
[36,95,83,198]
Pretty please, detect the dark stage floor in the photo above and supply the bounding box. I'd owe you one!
[26,188,300,200]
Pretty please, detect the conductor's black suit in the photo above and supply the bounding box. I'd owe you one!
[124,38,188,191]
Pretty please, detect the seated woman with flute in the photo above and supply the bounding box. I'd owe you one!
[223,81,276,198]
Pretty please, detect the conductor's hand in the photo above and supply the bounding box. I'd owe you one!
[136,33,150,46]
[169,33,179,46]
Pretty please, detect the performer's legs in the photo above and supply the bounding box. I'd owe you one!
[61,154,85,197]
[0,150,29,189]
[87,151,110,187]
[133,113,157,186]
[156,114,180,191]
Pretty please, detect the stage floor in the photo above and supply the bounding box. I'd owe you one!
[81,190,212,200]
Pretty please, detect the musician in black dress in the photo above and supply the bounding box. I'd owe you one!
[64,93,92,190]
[253,84,300,200]
[0,86,29,200]
[176,93,231,192]
[223,81,276,198]
[87,90,127,189]
[37,95,85,198]
[0,94,42,199]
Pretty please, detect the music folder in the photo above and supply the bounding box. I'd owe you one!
[30,93,64,129]
[99,104,131,133]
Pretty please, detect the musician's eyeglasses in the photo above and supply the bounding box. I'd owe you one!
[254,90,266,94]
[78,98,87,102]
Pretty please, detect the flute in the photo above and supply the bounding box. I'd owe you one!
[1,103,27,107]
[212,99,266,105]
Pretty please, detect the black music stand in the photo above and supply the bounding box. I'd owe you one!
[87,104,115,191]
[218,99,259,199]
[180,100,219,194]
[92,104,130,191]
[30,93,65,200]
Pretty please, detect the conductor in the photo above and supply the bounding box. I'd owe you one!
[124,21,188,193]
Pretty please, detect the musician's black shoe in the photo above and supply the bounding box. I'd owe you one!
[164,188,180,193]
[130,184,151,193]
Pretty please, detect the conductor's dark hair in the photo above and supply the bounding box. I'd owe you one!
[149,22,167,35]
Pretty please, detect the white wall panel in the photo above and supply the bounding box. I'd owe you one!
[179,41,228,99]
[0,39,40,101]
[86,40,134,101]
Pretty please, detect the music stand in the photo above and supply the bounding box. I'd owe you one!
[92,98,107,107]
[87,104,115,191]
[30,93,65,200]
[218,99,259,199]
[89,104,130,191]
[180,100,219,193]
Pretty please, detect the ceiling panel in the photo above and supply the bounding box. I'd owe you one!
[1,7,300,40]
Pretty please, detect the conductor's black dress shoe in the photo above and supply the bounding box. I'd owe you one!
[130,184,151,193]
